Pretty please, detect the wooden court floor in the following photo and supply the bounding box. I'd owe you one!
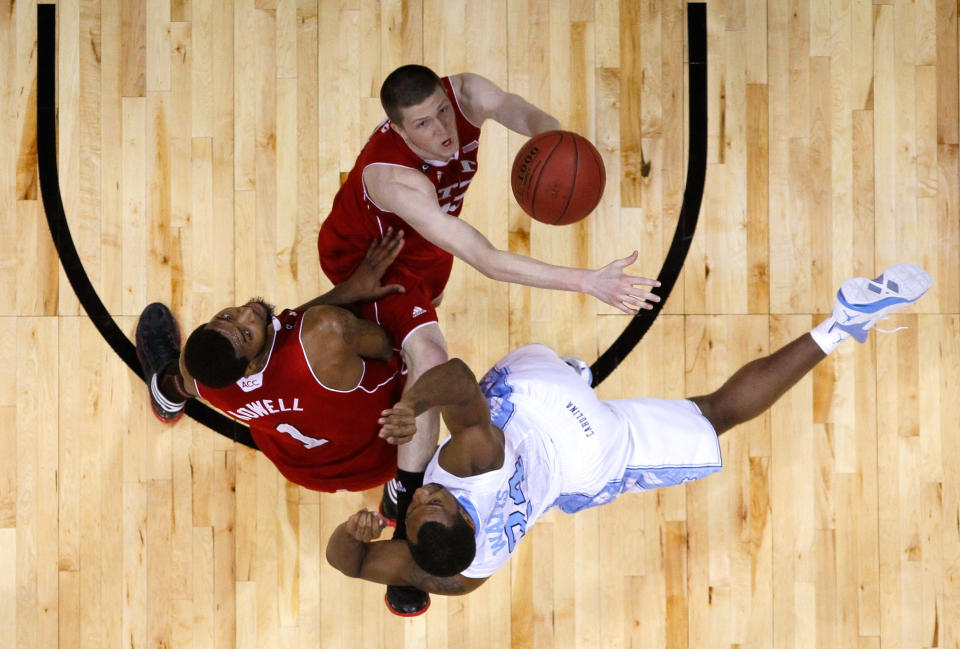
[1,0,959,648]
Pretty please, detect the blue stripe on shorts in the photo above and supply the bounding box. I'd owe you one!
[551,463,722,514]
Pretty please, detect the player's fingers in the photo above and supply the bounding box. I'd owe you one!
[380,406,414,418]
[347,509,369,535]
[387,433,413,445]
[378,420,415,438]
[359,514,385,538]
[621,295,650,309]
[362,511,383,535]
[381,420,416,440]
[616,250,639,268]
[377,413,413,427]
[380,426,415,442]
[611,298,638,315]
[379,231,405,265]
[365,228,391,258]
[371,284,406,299]
[630,277,661,289]
[366,228,404,267]
[627,290,661,304]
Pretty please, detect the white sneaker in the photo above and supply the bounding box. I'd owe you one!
[827,263,932,343]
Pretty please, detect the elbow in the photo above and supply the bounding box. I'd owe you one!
[447,358,478,390]
[325,546,361,578]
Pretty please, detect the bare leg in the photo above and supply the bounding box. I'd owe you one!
[397,322,446,473]
[689,333,826,436]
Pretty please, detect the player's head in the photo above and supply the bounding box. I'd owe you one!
[381,65,459,160]
[183,299,276,388]
[405,483,476,577]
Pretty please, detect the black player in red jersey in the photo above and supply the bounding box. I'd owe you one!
[137,230,420,487]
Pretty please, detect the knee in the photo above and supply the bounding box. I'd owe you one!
[690,394,734,436]
[402,324,448,372]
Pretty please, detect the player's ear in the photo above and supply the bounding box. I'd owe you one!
[389,120,406,138]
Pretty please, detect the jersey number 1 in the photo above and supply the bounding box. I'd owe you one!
[276,423,329,449]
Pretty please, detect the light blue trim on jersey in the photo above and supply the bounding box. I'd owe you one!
[455,495,482,539]
[551,463,722,514]
[479,364,516,429]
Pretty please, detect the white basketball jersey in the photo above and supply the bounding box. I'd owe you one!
[425,344,722,579]
[424,362,562,579]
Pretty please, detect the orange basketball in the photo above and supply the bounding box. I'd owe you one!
[511,130,606,226]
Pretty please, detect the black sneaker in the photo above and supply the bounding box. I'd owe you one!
[378,479,399,528]
[384,585,430,617]
[135,303,185,423]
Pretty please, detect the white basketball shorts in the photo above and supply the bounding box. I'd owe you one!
[491,344,723,514]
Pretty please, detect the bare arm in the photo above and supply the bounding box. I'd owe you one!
[326,509,488,596]
[377,358,491,444]
[294,226,406,311]
[453,73,560,136]
[377,358,505,480]
[365,165,660,313]
[301,305,393,363]
[175,230,403,396]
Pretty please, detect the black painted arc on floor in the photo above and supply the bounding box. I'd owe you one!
[36,3,706,441]
[37,4,255,446]
[589,2,707,387]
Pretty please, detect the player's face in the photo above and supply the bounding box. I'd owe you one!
[405,483,471,541]
[394,86,459,161]
[206,298,275,362]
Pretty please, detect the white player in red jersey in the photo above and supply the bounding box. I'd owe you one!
[318,67,662,614]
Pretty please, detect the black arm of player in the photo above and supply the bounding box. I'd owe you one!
[326,509,488,596]
[294,227,406,311]
[377,358,491,445]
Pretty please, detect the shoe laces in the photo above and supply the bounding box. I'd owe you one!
[868,316,908,336]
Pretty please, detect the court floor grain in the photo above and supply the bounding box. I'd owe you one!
[1,1,958,648]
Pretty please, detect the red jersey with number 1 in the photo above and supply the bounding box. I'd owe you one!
[318,76,483,302]
[194,309,403,492]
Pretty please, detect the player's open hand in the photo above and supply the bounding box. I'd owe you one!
[345,508,387,542]
[378,401,417,445]
[585,250,661,314]
[340,227,407,303]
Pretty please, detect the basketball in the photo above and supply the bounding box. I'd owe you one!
[511,130,606,226]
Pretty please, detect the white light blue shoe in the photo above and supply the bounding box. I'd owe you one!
[561,356,593,385]
[828,263,932,343]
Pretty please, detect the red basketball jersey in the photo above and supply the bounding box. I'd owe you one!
[318,76,483,300]
[195,309,404,492]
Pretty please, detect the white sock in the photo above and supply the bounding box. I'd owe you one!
[809,316,850,355]
[151,373,186,411]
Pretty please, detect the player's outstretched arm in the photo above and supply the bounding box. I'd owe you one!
[453,73,560,136]
[326,509,487,596]
[366,166,661,314]
[294,226,406,312]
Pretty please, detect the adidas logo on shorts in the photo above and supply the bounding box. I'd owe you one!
[411,306,427,318]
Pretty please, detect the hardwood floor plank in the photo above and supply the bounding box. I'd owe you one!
[7,2,958,647]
